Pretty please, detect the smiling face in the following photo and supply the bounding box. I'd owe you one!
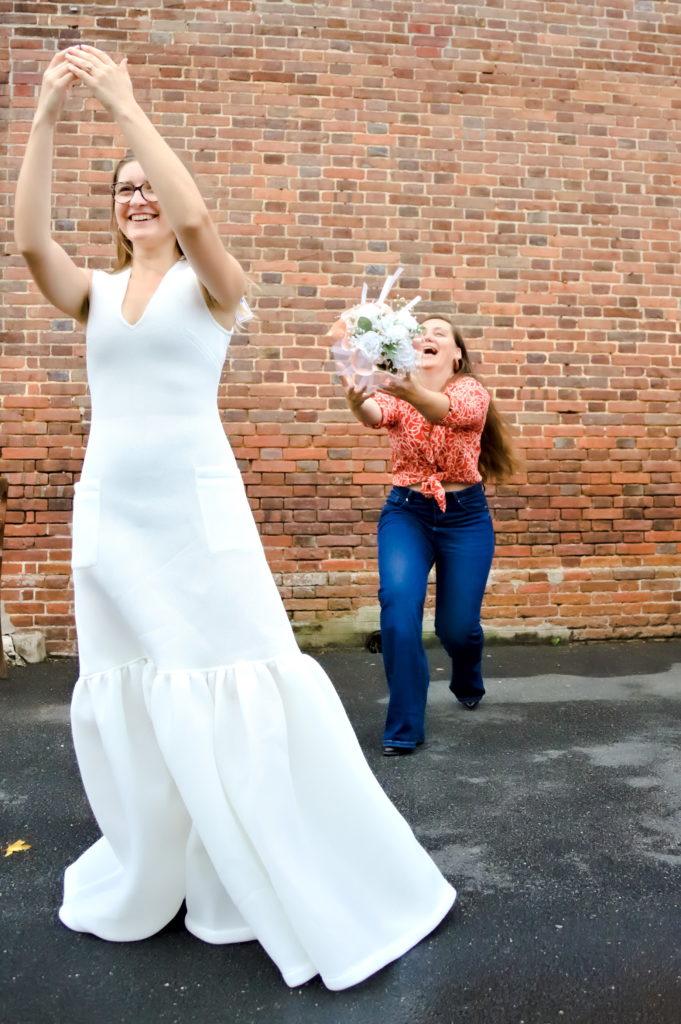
[417,318,463,378]
[112,160,173,250]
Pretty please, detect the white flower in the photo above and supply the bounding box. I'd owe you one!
[384,335,419,373]
[354,329,383,361]
[395,307,420,331]
[331,268,423,387]
[347,302,384,329]
[378,320,408,343]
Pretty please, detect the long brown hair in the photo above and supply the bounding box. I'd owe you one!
[427,317,519,483]
[110,154,184,272]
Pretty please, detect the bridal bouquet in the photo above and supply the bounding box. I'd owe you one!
[330,268,423,391]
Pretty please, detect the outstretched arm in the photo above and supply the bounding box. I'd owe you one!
[14,51,91,322]
[65,45,245,322]
[377,374,451,423]
[340,377,383,426]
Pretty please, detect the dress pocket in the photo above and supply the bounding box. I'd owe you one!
[71,481,101,569]
[195,467,260,553]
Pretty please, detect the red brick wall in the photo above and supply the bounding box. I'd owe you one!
[2,0,680,655]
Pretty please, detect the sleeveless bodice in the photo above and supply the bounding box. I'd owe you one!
[86,260,230,420]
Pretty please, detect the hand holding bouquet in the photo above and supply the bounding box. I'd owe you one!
[330,268,423,393]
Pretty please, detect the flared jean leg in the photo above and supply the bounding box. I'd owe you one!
[378,497,434,747]
[433,490,495,704]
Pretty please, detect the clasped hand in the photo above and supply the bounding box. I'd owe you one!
[38,44,133,118]
[66,44,133,111]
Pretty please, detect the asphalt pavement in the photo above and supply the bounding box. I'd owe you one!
[2,639,681,1024]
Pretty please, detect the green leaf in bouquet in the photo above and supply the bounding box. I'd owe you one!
[356,316,373,332]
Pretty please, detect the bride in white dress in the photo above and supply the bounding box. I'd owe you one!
[14,45,455,990]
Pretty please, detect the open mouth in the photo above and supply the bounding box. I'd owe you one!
[422,344,439,356]
[128,213,157,222]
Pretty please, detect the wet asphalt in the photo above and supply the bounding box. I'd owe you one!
[1,639,681,1024]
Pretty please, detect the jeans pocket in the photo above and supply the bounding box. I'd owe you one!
[195,467,260,553]
[455,485,488,512]
[71,481,101,569]
[384,487,410,508]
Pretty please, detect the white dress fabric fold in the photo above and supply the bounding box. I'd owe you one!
[60,261,455,990]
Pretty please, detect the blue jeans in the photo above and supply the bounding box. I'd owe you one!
[377,484,495,748]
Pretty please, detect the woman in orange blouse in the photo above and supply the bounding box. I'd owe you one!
[344,317,516,755]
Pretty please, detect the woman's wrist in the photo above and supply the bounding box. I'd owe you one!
[396,379,427,408]
[32,108,59,131]
[407,379,427,402]
[107,94,142,124]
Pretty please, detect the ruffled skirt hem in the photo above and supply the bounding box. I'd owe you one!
[60,654,455,989]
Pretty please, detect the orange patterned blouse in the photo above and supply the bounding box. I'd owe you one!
[372,375,490,512]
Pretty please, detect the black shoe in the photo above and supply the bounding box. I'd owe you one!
[461,699,481,710]
[382,745,415,757]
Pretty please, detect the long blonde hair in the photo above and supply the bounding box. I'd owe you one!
[110,154,184,272]
[427,317,519,483]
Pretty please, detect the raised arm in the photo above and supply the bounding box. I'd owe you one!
[14,51,91,322]
[65,45,245,321]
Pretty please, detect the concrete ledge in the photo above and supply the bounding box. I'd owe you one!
[2,631,47,666]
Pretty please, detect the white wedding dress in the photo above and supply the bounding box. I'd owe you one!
[59,259,455,990]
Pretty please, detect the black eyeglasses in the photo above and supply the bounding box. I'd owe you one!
[111,182,158,204]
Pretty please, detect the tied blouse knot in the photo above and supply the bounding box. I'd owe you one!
[372,376,490,511]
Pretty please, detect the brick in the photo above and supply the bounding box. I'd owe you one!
[3,5,681,651]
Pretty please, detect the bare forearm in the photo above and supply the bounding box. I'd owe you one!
[389,381,450,422]
[15,115,56,254]
[14,57,90,320]
[113,100,210,232]
[410,389,451,422]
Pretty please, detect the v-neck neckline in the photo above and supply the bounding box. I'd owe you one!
[119,260,181,329]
